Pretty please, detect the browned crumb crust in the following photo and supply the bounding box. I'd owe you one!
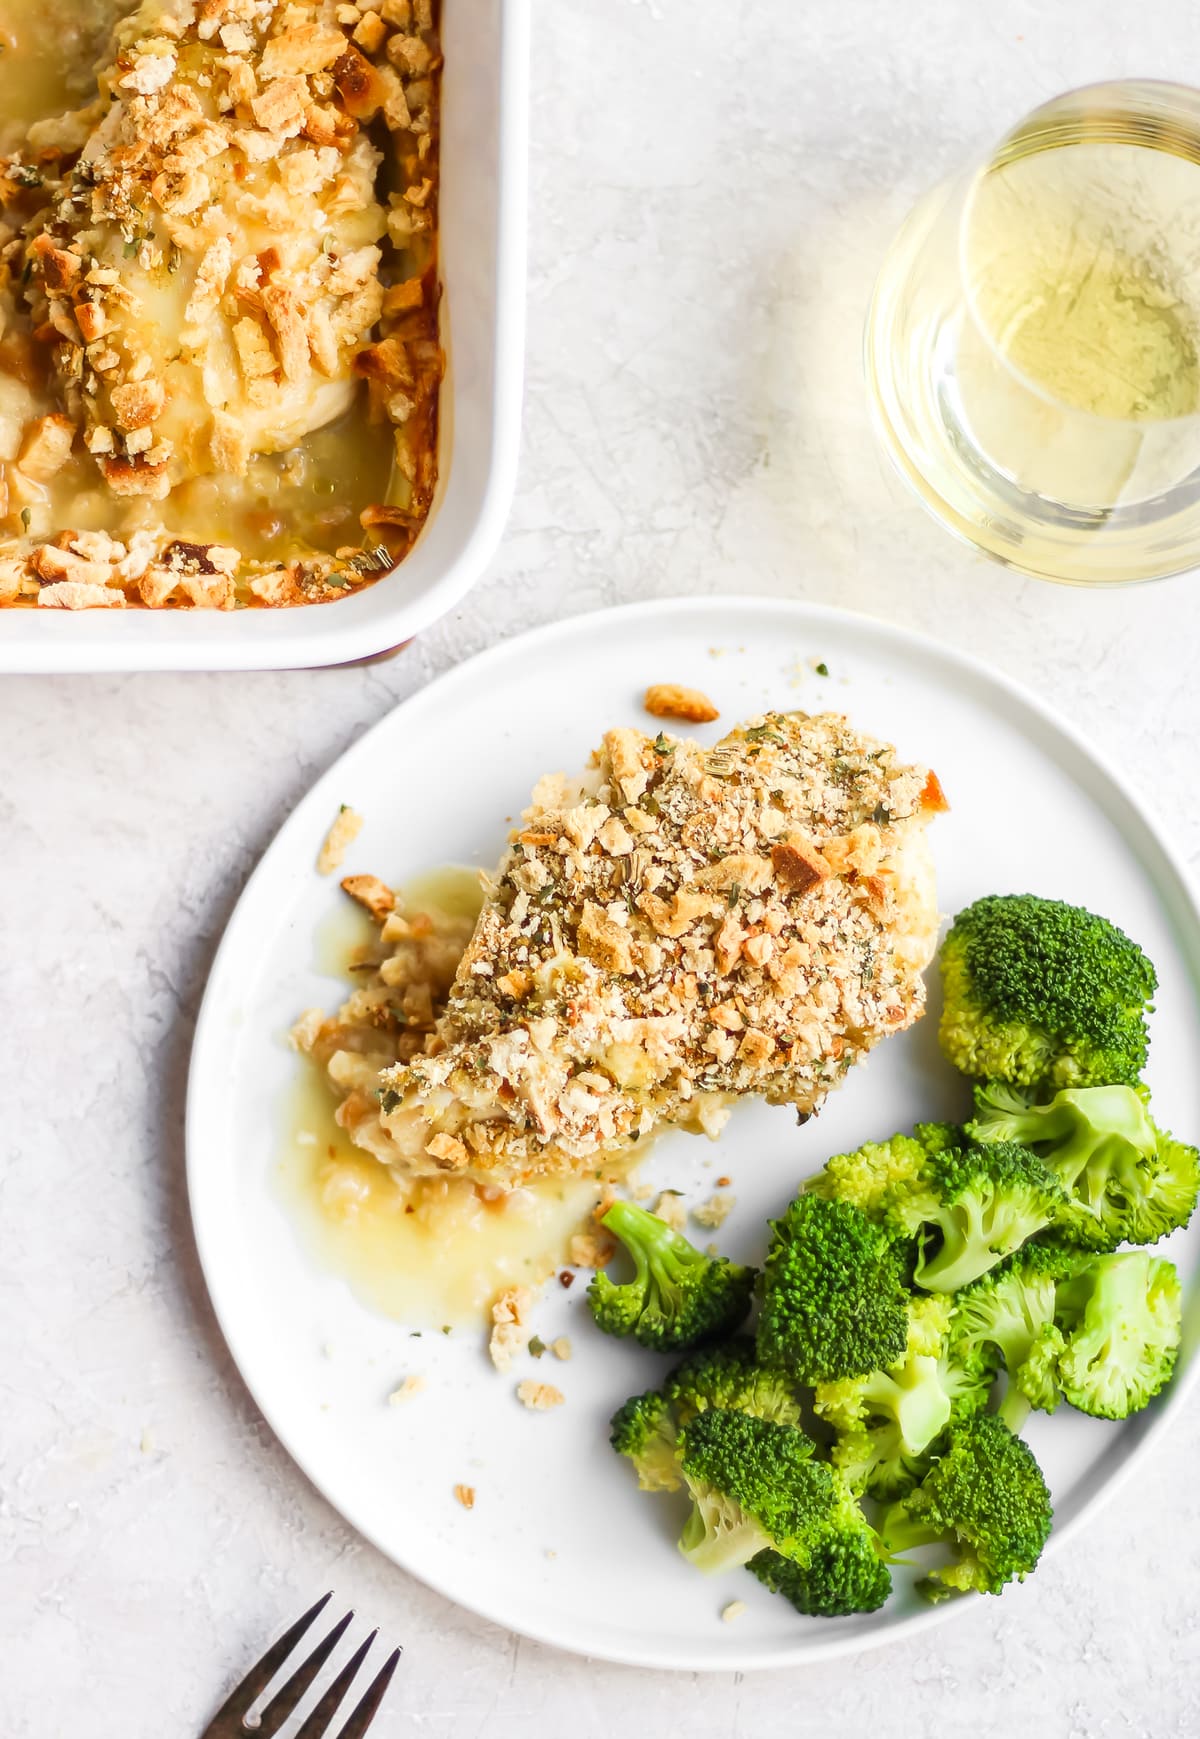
[370,710,942,1186]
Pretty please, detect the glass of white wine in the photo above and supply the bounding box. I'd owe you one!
[865,80,1200,584]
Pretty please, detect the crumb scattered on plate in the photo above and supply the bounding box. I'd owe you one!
[318,806,363,875]
[643,682,720,724]
[654,1190,688,1232]
[517,1380,564,1411]
[552,1337,572,1361]
[489,1284,534,1371]
[569,1231,614,1268]
[340,873,396,920]
[387,1375,426,1404]
[453,1484,476,1510]
[721,1600,747,1623]
[692,1191,736,1229]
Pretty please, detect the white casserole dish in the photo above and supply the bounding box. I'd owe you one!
[0,0,529,674]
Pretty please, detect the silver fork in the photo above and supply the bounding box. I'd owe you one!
[201,1594,401,1738]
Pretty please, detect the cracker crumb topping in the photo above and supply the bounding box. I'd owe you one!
[318,804,363,874]
[644,682,720,724]
[365,712,940,1190]
[517,1380,565,1412]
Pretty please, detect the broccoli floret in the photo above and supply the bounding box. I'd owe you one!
[677,1408,869,1579]
[970,1081,1199,1250]
[807,1131,934,1216]
[748,1532,892,1618]
[610,1341,804,1492]
[1051,1250,1181,1420]
[808,1122,963,1217]
[887,1140,1068,1292]
[757,1194,910,1382]
[951,1240,1080,1431]
[955,1244,1182,1428]
[879,1412,1053,1600]
[816,1295,995,1499]
[939,894,1157,1090]
[664,1337,804,1430]
[587,1201,757,1351]
[1006,1324,1068,1426]
[912,1120,963,1156]
[609,1388,681,1491]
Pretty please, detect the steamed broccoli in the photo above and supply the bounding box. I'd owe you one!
[664,1337,805,1430]
[807,1130,938,1217]
[887,1140,1068,1292]
[677,1407,879,1590]
[954,1244,1183,1427]
[969,1081,1199,1249]
[815,1294,995,1499]
[1050,1250,1182,1420]
[748,1532,892,1618]
[939,894,1157,1090]
[879,1412,1053,1600]
[587,1201,757,1351]
[950,1240,1078,1428]
[609,1388,681,1491]
[757,1193,910,1382]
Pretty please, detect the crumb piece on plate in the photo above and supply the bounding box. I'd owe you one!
[559,1271,575,1288]
[654,1190,688,1233]
[341,873,396,921]
[644,682,720,724]
[692,1191,736,1229]
[453,1483,475,1510]
[552,1337,572,1361]
[517,1380,564,1412]
[318,805,363,874]
[721,1600,747,1623]
[489,1284,533,1371]
[387,1375,426,1404]
[528,1335,547,1359]
[569,1231,614,1268]
[716,1175,732,1188]
[289,1008,326,1051]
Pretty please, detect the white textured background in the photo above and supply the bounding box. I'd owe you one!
[5,2,1200,1734]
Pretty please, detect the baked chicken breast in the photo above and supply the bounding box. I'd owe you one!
[339,710,946,1188]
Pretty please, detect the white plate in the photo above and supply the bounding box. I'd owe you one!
[187,597,1200,1670]
[0,0,528,674]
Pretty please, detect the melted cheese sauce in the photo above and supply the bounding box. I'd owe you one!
[279,867,615,1327]
[0,0,127,144]
[277,1070,604,1326]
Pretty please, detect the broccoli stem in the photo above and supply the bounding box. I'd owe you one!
[997,1387,1032,1436]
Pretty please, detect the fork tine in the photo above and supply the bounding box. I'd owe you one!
[335,1645,401,1739]
[293,1630,378,1739]
[205,1593,334,1728]
[255,1608,355,1737]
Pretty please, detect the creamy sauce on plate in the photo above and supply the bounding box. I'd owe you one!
[278,867,612,1327]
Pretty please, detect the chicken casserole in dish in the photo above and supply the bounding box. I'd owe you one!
[0,0,442,611]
